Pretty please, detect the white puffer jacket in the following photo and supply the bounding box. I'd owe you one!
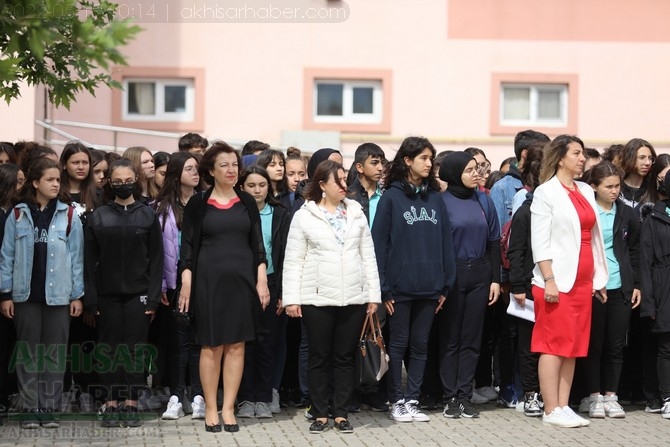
[282,199,381,307]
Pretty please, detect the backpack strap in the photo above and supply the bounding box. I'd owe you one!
[13,207,19,221]
[66,205,74,237]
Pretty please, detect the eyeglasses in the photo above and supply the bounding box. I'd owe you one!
[184,166,198,174]
[475,162,491,174]
[110,180,136,188]
[637,155,656,164]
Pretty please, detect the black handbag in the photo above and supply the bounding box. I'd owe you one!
[355,312,389,385]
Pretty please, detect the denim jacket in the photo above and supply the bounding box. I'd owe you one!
[0,201,84,305]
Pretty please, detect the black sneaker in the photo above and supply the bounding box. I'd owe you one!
[646,398,662,413]
[21,409,41,429]
[523,393,542,417]
[309,419,330,434]
[101,406,119,427]
[361,395,388,412]
[420,393,437,410]
[120,405,142,427]
[459,400,480,418]
[334,419,354,433]
[442,398,461,418]
[40,409,60,428]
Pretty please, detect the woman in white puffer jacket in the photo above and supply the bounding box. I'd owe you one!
[284,160,380,434]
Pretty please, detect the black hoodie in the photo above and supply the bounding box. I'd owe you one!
[371,181,456,302]
[84,200,164,314]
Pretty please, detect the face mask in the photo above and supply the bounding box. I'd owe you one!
[112,182,135,199]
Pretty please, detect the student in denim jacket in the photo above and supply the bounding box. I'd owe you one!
[0,157,84,428]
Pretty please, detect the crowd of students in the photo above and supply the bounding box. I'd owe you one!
[0,130,668,434]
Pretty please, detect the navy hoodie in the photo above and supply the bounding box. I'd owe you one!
[371,181,456,302]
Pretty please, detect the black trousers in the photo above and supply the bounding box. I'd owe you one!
[64,315,98,395]
[239,275,282,403]
[301,304,366,419]
[657,332,670,400]
[98,294,152,402]
[515,314,539,392]
[439,258,491,401]
[579,289,631,394]
[166,288,203,402]
[13,302,70,411]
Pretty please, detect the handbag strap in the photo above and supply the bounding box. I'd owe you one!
[359,312,373,340]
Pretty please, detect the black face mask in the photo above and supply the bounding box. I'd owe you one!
[112,183,135,199]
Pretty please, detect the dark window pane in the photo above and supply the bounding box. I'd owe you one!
[316,84,343,116]
[127,82,155,115]
[164,85,187,113]
[353,87,373,114]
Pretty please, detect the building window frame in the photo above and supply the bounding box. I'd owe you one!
[112,67,205,132]
[303,68,392,133]
[490,73,578,136]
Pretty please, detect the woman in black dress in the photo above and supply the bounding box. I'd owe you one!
[180,142,270,433]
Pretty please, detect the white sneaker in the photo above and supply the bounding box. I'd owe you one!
[389,399,412,422]
[405,399,430,422]
[270,389,281,414]
[237,400,256,418]
[562,405,590,426]
[588,395,605,419]
[603,395,625,418]
[542,407,581,428]
[578,396,590,413]
[515,401,525,412]
[471,388,490,404]
[255,402,273,418]
[162,395,185,420]
[661,399,670,419]
[191,395,205,420]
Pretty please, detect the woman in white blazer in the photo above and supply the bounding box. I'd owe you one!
[530,135,608,428]
[283,160,380,434]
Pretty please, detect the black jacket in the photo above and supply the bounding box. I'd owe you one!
[269,203,290,296]
[348,177,379,222]
[84,200,164,314]
[610,199,640,297]
[508,195,534,296]
[640,201,670,332]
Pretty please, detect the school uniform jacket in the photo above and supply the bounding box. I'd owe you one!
[640,201,670,333]
[530,176,608,292]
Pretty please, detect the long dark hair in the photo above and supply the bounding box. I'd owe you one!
[256,149,288,195]
[60,141,99,213]
[0,163,21,210]
[154,152,199,229]
[17,158,67,205]
[237,165,282,207]
[384,136,440,191]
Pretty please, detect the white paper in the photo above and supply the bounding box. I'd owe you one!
[506,293,535,322]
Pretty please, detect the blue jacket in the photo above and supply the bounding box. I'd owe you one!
[0,201,84,305]
[371,181,456,301]
[489,164,523,233]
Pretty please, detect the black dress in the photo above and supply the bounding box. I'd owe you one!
[195,197,256,346]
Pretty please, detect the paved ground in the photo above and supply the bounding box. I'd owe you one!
[2,401,670,446]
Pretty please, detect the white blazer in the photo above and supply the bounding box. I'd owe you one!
[282,198,381,307]
[531,176,608,292]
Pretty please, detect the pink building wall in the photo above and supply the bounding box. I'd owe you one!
[5,0,670,168]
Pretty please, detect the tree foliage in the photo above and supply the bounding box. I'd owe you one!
[0,0,141,108]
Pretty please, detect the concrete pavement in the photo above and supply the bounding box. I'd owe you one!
[2,401,670,446]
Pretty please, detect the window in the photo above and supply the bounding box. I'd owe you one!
[313,80,382,124]
[489,73,578,136]
[122,78,195,122]
[500,83,567,126]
